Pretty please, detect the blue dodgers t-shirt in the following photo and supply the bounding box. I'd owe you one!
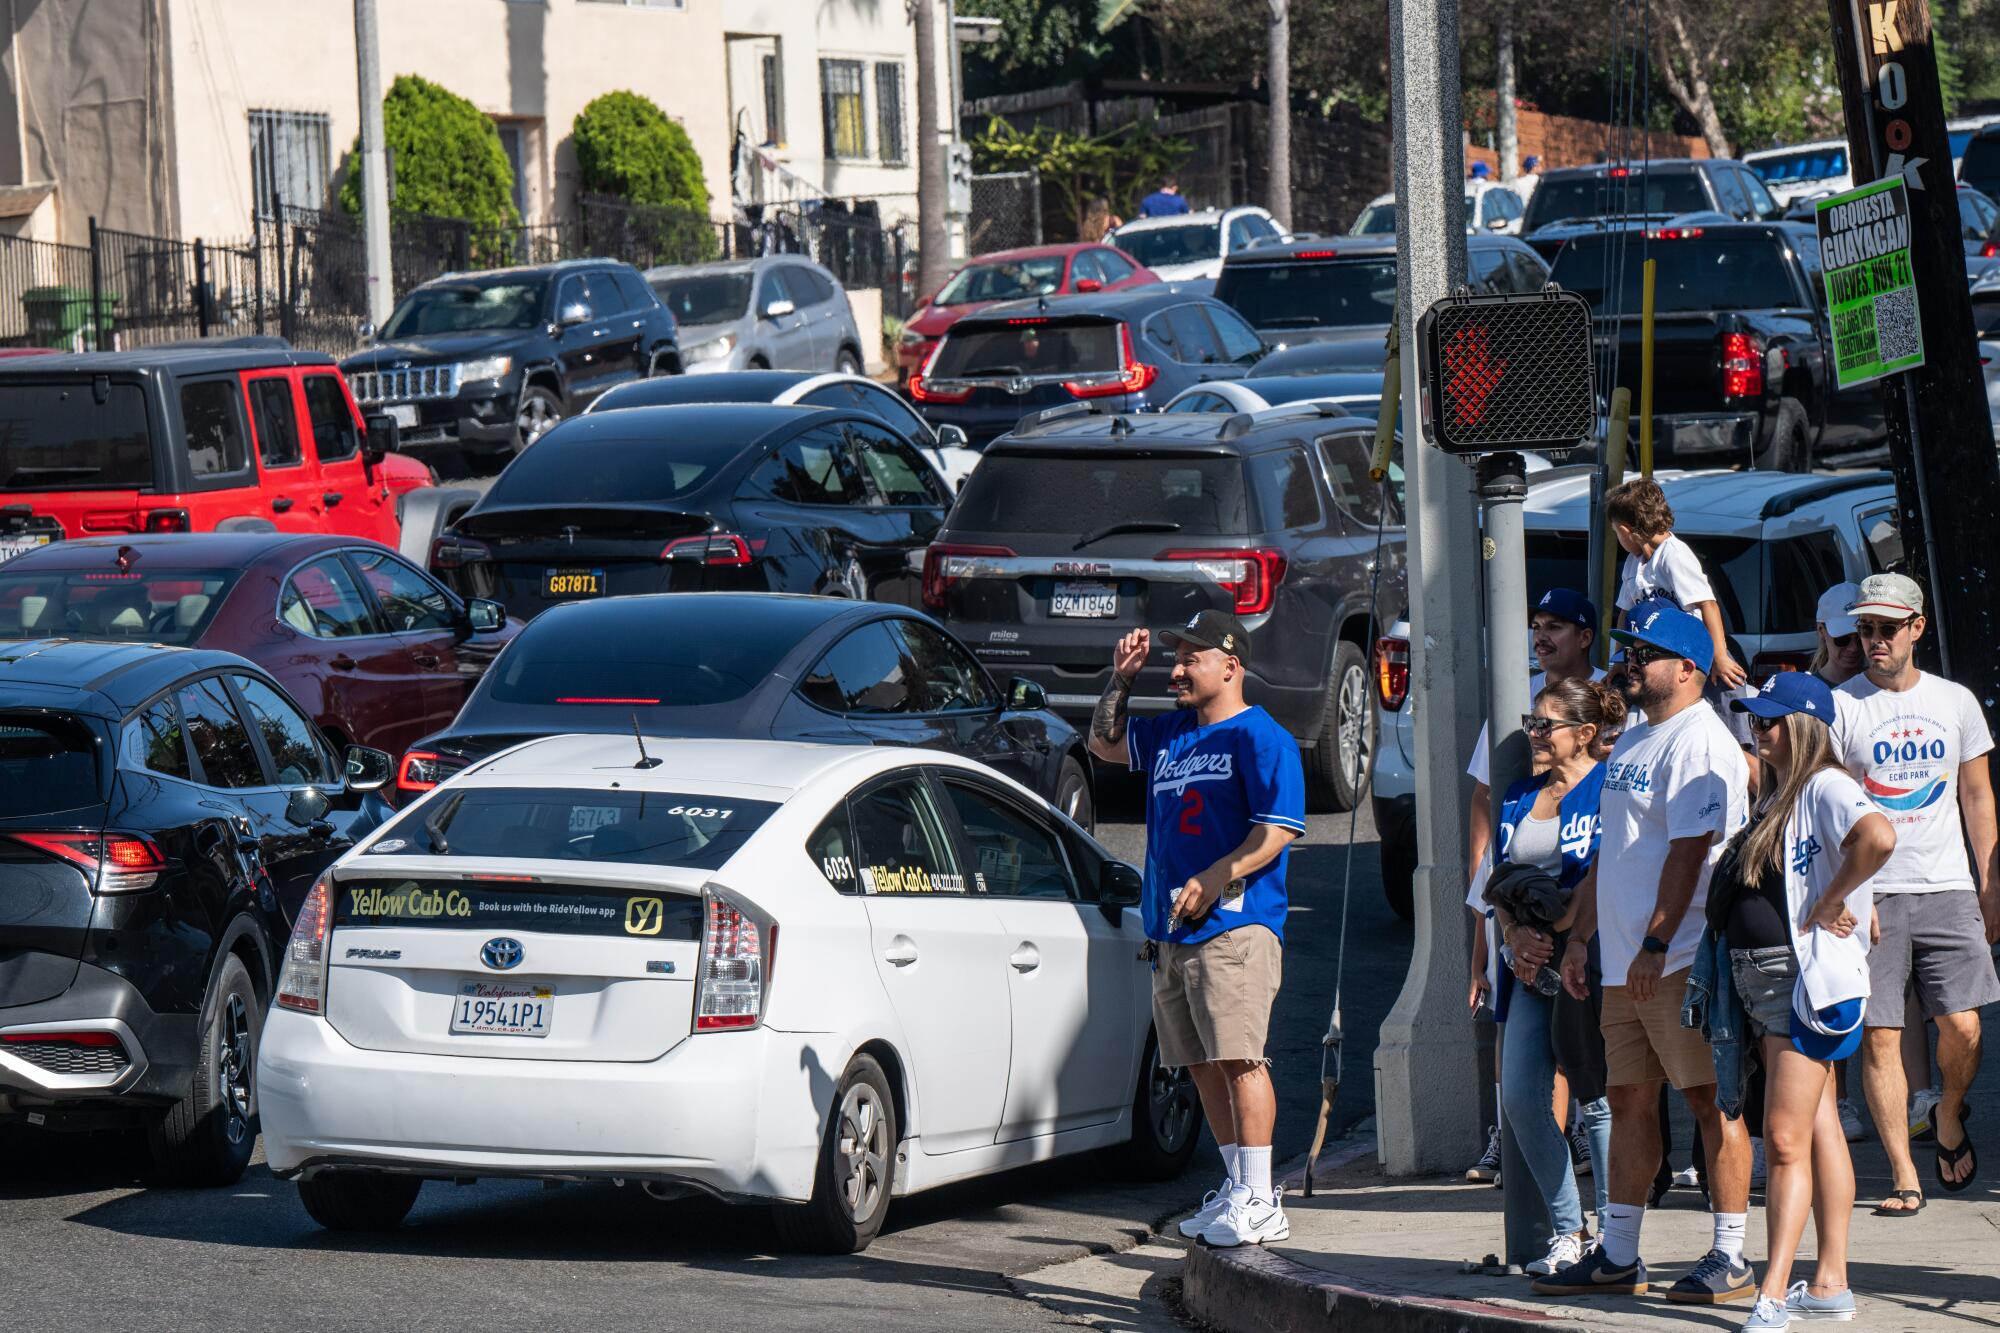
[1127,706,1306,944]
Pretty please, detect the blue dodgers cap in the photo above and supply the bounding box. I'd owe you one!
[1792,996,1865,1062]
[1609,598,1713,675]
[1731,670,1837,723]
[1533,587,1598,635]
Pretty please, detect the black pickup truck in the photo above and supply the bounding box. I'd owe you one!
[1547,220,1885,471]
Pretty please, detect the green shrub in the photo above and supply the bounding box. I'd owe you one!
[573,91,712,214]
[338,74,519,230]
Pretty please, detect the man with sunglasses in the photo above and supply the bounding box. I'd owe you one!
[1829,573,2000,1209]
[1543,599,1753,1304]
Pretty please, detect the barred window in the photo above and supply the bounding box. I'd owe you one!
[248,110,331,220]
[821,60,866,161]
[874,63,906,166]
[761,52,785,146]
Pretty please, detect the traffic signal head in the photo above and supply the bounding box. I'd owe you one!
[1417,290,1596,454]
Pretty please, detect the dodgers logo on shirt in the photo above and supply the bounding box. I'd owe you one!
[1559,810,1599,859]
[1791,834,1823,878]
[1861,714,1952,812]
[1151,748,1236,796]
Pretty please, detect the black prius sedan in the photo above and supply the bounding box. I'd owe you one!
[0,640,392,1185]
[392,592,1096,828]
[429,403,953,619]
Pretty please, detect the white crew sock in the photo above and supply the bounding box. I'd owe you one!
[1219,1141,1239,1185]
[1236,1145,1273,1202]
[1600,1202,1645,1266]
[1713,1211,1747,1263]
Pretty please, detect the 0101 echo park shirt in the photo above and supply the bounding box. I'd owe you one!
[1596,700,1749,986]
[1832,672,1994,894]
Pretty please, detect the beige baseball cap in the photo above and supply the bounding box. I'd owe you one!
[1848,573,1923,619]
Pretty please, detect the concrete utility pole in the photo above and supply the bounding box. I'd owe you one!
[1266,0,1293,229]
[354,0,393,328]
[1375,0,1485,1176]
[911,0,950,302]
[1496,3,1518,185]
[1825,0,2000,700]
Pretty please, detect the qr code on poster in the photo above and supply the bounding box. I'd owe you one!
[1875,287,1920,362]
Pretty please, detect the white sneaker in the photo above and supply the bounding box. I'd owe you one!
[1674,1165,1702,1187]
[1751,1136,1767,1190]
[1838,1099,1867,1143]
[1201,1191,1291,1247]
[1525,1231,1586,1277]
[1910,1087,1942,1141]
[1178,1177,1235,1239]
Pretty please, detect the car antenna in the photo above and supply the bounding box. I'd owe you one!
[631,713,661,770]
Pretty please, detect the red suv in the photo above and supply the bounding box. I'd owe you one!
[0,346,433,566]
[894,242,1158,386]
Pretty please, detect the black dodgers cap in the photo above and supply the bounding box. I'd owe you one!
[1160,609,1252,664]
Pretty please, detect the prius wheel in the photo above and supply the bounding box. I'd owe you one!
[1101,1036,1200,1180]
[514,386,563,452]
[1056,756,1095,833]
[775,1054,897,1253]
[299,1170,423,1232]
[148,953,260,1187]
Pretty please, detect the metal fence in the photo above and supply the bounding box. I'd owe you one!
[968,171,1043,254]
[0,198,912,358]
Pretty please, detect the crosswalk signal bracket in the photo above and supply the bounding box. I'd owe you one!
[1417,288,1597,455]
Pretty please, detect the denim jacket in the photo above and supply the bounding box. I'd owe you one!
[1683,925,1747,1118]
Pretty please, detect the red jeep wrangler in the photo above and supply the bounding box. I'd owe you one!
[0,346,435,565]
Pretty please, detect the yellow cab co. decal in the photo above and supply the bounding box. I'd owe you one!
[860,865,967,894]
[624,896,665,936]
[345,881,473,921]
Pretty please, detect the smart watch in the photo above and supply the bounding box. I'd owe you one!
[1641,935,1669,955]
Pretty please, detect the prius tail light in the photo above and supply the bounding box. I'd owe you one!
[275,878,332,1015]
[694,887,776,1032]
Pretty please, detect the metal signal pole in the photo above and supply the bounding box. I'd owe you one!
[354,0,394,328]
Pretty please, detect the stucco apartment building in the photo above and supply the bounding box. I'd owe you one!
[0,0,949,250]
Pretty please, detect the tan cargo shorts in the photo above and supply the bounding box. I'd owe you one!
[1152,924,1282,1068]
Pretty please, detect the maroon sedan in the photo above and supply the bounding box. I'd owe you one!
[0,533,518,759]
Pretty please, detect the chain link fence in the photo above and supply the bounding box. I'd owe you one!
[968,172,1043,255]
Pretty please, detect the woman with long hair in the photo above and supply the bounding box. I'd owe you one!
[1488,677,1624,1277]
[1078,196,1121,244]
[1717,673,1894,1330]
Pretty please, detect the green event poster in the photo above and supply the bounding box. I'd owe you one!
[1815,177,1925,389]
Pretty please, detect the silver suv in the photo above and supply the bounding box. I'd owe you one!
[647,256,866,376]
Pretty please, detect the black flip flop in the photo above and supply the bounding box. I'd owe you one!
[1937,1125,1977,1193]
[1872,1188,1925,1216]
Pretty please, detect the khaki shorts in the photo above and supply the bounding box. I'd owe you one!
[1152,925,1282,1068]
[1600,966,1716,1090]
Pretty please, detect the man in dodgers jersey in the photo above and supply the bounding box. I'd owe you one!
[1830,574,1999,1205]
[1086,610,1304,1249]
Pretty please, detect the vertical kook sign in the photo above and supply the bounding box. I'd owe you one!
[1815,177,1925,388]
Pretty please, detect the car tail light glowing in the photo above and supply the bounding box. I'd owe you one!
[429,536,492,570]
[922,542,1014,609]
[396,749,465,795]
[695,887,775,1032]
[661,533,753,566]
[10,832,165,894]
[1608,166,1630,177]
[908,343,973,404]
[1157,548,1288,616]
[1719,331,1764,401]
[1375,636,1411,711]
[142,509,190,533]
[1984,239,1998,258]
[1064,324,1158,399]
[275,877,332,1015]
[1293,249,1339,259]
[1648,227,1704,240]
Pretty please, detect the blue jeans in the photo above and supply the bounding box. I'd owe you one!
[1501,984,1610,1234]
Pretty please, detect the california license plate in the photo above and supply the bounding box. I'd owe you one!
[1050,580,1118,617]
[544,568,603,598]
[386,403,419,429]
[450,982,554,1038]
[0,533,51,564]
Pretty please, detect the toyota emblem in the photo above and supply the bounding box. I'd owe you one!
[480,937,524,971]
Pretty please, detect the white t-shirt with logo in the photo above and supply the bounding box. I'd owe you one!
[1466,668,1611,787]
[1617,533,1716,613]
[1780,768,1877,1011]
[1831,672,1994,895]
[1597,701,1749,986]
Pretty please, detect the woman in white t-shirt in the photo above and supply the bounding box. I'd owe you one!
[1719,673,1895,1331]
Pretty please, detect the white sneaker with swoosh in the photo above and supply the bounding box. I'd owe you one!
[1200,1191,1290,1247]
[1178,1177,1235,1239]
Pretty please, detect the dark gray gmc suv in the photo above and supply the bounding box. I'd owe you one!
[921,404,1407,810]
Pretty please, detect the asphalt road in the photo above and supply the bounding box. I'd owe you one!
[0,774,1412,1332]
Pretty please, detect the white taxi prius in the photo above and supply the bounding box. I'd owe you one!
[257,735,1198,1251]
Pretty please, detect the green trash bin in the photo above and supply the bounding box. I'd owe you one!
[22,286,117,350]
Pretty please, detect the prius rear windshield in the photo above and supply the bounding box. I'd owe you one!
[388,787,777,869]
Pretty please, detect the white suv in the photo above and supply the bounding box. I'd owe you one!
[1109,206,1284,281]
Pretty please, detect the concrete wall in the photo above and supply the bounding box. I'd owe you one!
[161,0,730,239]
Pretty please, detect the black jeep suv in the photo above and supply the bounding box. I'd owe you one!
[341,259,681,463]
[922,404,1407,810]
[0,641,391,1183]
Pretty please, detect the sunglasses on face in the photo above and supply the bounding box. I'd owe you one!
[1748,714,1784,734]
[1855,617,1914,640]
[1520,715,1585,739]
[1827,632,1858,649]
[1622,644,1680,668]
